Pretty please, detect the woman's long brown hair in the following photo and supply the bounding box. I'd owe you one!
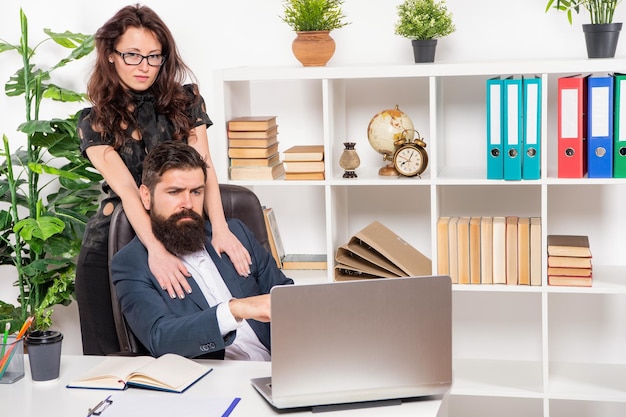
[87,4,197,148]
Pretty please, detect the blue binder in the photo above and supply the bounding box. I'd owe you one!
[503,77,523,181]
[587,74,614,178]
[522,76,542,180]
[486,77,504,179]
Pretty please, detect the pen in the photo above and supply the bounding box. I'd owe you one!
[87,395,113,417]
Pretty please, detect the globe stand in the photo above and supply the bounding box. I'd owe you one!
[379,153,399,176]
[379,163,399,176]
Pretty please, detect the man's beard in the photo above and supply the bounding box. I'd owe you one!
[151,209,206,255]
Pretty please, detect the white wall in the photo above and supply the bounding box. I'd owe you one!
[1,0,625,354]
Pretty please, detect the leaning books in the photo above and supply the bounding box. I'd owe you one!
[66,353,212,392]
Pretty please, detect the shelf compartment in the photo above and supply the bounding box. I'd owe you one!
[453,292,543,363]
[548,293,626,369]
[448,393,543,417]
[452,359,543,398]
[548,362,626,403]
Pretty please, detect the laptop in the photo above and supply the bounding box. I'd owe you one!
[251,275,452,411]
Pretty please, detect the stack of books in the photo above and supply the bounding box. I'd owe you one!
[282,145,325,180]
[228,116,284,180]
[547,235,592,287]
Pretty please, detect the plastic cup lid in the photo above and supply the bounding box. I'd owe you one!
[25,330,63,344]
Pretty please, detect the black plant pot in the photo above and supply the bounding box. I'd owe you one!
[411,39,437,63]
[583,23,622,58]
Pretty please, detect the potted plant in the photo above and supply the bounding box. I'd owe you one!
[394,0,456,63]
[0,9,101,334]
[545,0,623,58]
[280,0,350,66]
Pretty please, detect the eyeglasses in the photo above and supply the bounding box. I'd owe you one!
[114,50,166,67]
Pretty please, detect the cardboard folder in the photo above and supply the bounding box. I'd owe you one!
[334,221,432,281]
[335,246,400,279]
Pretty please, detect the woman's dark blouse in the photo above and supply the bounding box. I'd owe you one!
[78,84,212,250]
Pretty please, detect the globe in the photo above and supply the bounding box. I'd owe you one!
[367,105,415,155]
[367,105,415,175]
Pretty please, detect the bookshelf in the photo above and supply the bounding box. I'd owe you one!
[213,59,626,417]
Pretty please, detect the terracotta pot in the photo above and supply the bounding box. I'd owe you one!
[292,31,336,66]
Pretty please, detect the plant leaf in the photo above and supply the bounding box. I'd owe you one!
[14,216,65,241]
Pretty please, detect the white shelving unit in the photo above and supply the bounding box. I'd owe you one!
[213,59,626,417]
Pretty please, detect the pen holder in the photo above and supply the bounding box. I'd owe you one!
[25,330,63,382]
[0,336,25,384]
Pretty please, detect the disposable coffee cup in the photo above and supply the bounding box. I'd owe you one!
[25,330,63,382]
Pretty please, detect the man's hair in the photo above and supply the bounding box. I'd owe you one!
[142,141,207,191]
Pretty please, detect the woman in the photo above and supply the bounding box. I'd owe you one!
[75,4,251,355]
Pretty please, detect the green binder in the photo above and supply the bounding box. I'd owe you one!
[614,73,626,177]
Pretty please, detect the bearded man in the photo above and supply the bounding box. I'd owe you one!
[111,141,293,360]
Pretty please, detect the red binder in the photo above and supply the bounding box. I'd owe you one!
[557,75,588,178]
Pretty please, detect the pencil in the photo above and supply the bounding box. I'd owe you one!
[0,322,9,358]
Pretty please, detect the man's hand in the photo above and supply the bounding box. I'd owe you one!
[229,295,271,322]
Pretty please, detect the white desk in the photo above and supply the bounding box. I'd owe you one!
[1,355,447,416]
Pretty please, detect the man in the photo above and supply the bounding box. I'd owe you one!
[111,141,293,360]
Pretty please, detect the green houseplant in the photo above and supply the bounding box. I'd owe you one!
[280,0,350,66]
[0,9,101,333]
[395,0,456,63]
[545,0,623,58]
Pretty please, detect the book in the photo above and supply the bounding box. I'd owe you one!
[547,235,591,257]
[66,353,212,392]
[281,254,327,270]
[469,217,481,284]
[228,143,280,159]
[548,275,592,287]
[263,207,285,268]
[492,216,506,284]
[480,217,493,284]
[456,217,470,285]
[436,217,450,275]
[227,125,278,139]
[227,116,277,131]
[230,153,280,167]
[228,135,278,148]
[529,217,542,286]
[547,266,592,277]
[283,160,325,173]
[548,255,592,268]
[517,217,530,285]
[448,217,459,284]
[284,172,325,180]
[505,216,518,285]
[282,145,324,161]
[229,162,285,180]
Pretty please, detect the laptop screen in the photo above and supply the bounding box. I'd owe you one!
[264,275,452,409]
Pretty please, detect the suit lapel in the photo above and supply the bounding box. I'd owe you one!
[203,236,245,300]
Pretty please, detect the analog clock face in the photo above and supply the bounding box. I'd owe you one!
[394,146,424,176]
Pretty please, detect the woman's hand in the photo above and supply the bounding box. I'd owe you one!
[211,228,252,277]
[148,244,192,299]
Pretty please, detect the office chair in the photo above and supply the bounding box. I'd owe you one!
[107,184,270,355]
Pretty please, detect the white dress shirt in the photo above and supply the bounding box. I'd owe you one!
[181,248,271,361]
